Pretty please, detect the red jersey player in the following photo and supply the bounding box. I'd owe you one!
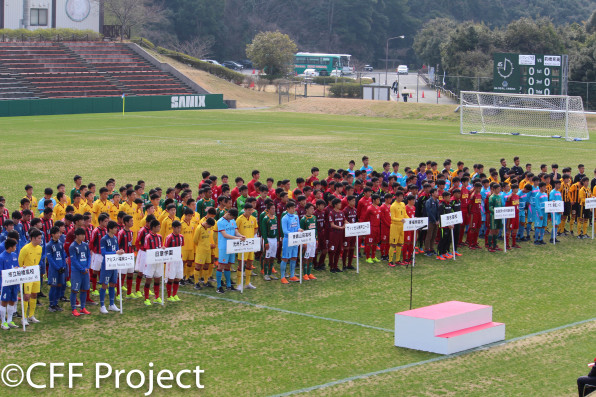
[327,198,345,273]
[362,194,381,263]
[467,182,483,249]
[505,184,521,249]
[342,196,357,270]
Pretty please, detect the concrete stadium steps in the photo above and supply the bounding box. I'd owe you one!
[0,74,39,100]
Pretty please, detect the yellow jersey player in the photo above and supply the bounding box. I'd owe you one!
[91,187,112,227]
[18,228,43,325]
[180,208,197,284]
[235,203,258,289]
[193,217,215,289]
[389,191,409,266]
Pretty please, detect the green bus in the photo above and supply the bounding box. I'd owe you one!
[294,53,353,76]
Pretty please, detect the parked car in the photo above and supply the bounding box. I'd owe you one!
[222,61,243,70]
[397,65,409,74]
[236,59,253,69]
[302,68,319,77]
[201,59,221,66]
[330,69,343,77]
[363,64,373,72]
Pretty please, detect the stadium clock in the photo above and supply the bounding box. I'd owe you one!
[66,0,91,22]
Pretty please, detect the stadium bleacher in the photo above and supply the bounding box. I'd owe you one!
[0,41,197,99]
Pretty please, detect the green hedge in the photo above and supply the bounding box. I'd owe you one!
[312,76,357,85]
[133,37,244,85]
[328,83,363,98]
[0,28,100,41]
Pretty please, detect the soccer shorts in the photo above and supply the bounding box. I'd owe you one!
[166,259,184,279]
[327,232,344,252]
[462,212,470,227]
[533,215,547,228]
[99,268,118,285]
[135,250,146,272]
[70,271,90,292]
[124,257,135,275]
[380,227,390,243]
[507,217,520,230]
[304,241,316,259]
[23,281,40,294]
[1,285,18,302]
[389,225,404,245]
[195,250,212,265]
[470,213,482,229]
[90,253,103,271]
[489,218,502,230]
[343,236,356,248]
[572,203,580,216]
[282,244,299,259]
[143,262,164,278]
[238,251,255,261]
[265,240,278,259]
[47,267,66,286]
[366,227,381,244]
[582,207,592,219]
[317,235,327,251]
[404,230,414,244]
[182,249,195,261]
[563,202,571,217]
[218,253,235,265]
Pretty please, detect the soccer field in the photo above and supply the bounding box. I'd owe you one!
[1,109,595,396]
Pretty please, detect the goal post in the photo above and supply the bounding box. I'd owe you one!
[460,91,589,141]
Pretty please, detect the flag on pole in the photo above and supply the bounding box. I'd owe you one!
[122,93,125,116]
[442,71,446,86]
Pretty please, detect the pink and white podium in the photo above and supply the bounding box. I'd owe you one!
[395,301,505,355]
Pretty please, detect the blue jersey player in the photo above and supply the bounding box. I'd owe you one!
[280,202,302,284]
[69,228,91,317]
[46,227,66,312]
[99,221,124,314]
[0,239,19,330]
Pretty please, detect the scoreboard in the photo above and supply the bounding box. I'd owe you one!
[493,53,568,95]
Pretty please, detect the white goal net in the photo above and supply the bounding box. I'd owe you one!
[460,91,589,141]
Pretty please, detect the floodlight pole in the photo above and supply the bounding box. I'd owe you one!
[385,36,405,85]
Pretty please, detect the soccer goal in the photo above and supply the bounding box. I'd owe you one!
[460,91,589,141]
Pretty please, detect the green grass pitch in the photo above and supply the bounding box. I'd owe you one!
[0,109,595,396]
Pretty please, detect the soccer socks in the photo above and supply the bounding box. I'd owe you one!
[216,270,223,288]
[289,260,296,277]
[207,263,214,280]
[28,298,36,317]
[135,274,143,292]
[347,248,354,267]
[194,269,202,282]
[109,287,115,306]
[173,281,179,296]
[396,245,402,262]
[388,246,395,262]
[224,270,231,288]
[23,300,29,318]
[91,273,97,292]
[80,291,87,309]
[144,282,151,300]
[99,288,106,306]
[166,281,173,297]
[280,261,287,279]
[582,219,589,235]
[126,276,133,295]
[153,281,160,298]
[6,305,14,323]
[70,292,77,310]
[245,270,252,286]
[0,306,6,324]
[48,287,56,307]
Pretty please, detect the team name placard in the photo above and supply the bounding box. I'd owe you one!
[2,266,40,286]
[227,237,262,254]
[146,246,182,265]
[288,230,316,246]
[345,222,371,237]
[440,211,463,227]
[544,201,564,213]
[494,207,516,220]
[584,197,596,210]
[105,253,135,270]
[403,217,429,231]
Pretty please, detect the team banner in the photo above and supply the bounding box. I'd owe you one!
[544,201,564,213]
[584,197,596,210]
[288,230,316,246]
[2,266,40,286]
[440,211,463,227]
[105,253,135,270]
[403,217,429,232]
[227,237,262,254]
[145,246,182,265]
[345,222,371,237]
[494,207,516,220]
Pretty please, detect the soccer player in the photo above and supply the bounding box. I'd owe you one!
[379,194,392,261]
[180,208,197,285]
[236,203,258,290]
[134,213,154,298]
[437,191,454,260]
[577,177,592,239]
[89,213,109,297]
[98,221,123,313]
[549,180,563,243]
[505,184,521,249]
[216,208,244,293]
[466,182,483,249]
[402,194,417,265]
[363,194,381,263]
[300,203,318,279]
[0,239,20,329]
[533,182,549,245]
[70,228,91,316]
[53,192,68,222]
[559,174,572,236]
[388,191,408,266]
[194,217,216,289]
[18,228,43,325]
[342,196,357,270]
[280,202,302,282]
[450,189,463,257]
[487,183,503,252]
[92,187,112,227]
[360,156,373,180]
[165,221,184,301]
[117,215,136,299]
[160,203,179,240]
[46,226,66,312]
[260,202,279,281]
[143,220,165,306]
[327,198,346,273]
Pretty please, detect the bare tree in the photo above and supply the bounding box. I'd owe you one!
[103,0,165,41]
[172,37,215,59]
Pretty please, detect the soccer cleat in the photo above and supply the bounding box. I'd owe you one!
[512,244,522,249]
[194,283,202,290]
[1,323,9,330]
[335,267,343,272]
[28,316,40,324]
[99,306,109,314]
[80,308,91,315]
[281,277,289,284]
[149,289,155,296]
[115,295,121,301]
[167,296,175,302]
[144,299,152,306]
[66,281,71,288]
[109,304,120,312]
[346,265,356,270]
[22,318,29,326]
[303,275,310,281]
[372,257,380,263]
[263,275,271,281]
[308,274,317,280]
[72,309,81,317]
[216,287,225,294]
[269,275,279,280]
[227,285,238,291]
[91,289,100,296]
[454,251,462,257]
[436,255,446,261]
[173,295,181,301]
[444,253,453,259]
[272,267,278,273]
[60,297,69,302]
[135,291,143,298]
[153,298,163,304]
[245,283,256,289]
[534,241,541,245]
[8,322,18,328]
[289,276,300,282]
[365,258,374,264]
[121,286,127,292]
[388,262,395,267]
[494,247,503,251]
[48,306,57,313]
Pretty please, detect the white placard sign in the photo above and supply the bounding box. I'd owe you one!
[345,222,371,237]
[584,197,596,210]
[145,246,182,265]
[403,217,429,232]
[2,266,40,286]
[105,253,135,270]
[494,206,516,220]
[288,229,316,246]
[440,211,463,227]
[544,201,564,213]
[226,237,262,254]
